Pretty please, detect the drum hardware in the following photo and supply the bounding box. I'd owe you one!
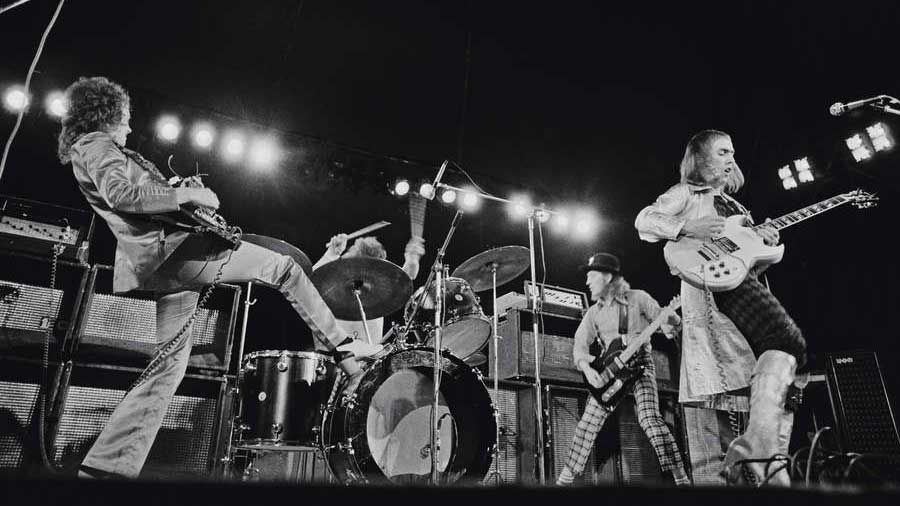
[451,245,531,485]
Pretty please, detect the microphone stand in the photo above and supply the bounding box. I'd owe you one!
[435,182,553,484]
[414,209,463,485]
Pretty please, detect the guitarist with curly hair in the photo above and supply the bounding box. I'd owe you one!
[556,252,690,486]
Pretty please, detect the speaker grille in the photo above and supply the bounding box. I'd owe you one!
[0,380,39,469]
[483,385,519,484]
[52,384,218,477]
[548,389,598,484]
[827,351,900,455]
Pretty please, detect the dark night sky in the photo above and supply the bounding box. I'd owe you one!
[1,0,899,397]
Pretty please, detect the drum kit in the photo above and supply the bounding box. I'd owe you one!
[227,234,532,486]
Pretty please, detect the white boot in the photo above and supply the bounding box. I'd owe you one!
[723,350,797,486]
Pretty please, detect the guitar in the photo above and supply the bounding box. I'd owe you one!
[152,176,242,249]
[583,296,681,407]
[663,189,877,292]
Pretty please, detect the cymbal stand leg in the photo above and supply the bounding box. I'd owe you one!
[352,287,372,344]
[487,264,503,485]
[527,213,546,484]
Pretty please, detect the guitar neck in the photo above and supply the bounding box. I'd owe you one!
[616,302,680,364]
[753,194,851,232]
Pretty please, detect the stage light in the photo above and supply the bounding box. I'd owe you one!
[507,194,532,220]
[797,169,814,183]
[866,122,892,152]
[535,208,551,224]
[781,176,798,190]
[191,122,215,149]
[44,91,67,118]
[156,115,181,142]
[248,136,280,170]
[440,189,457,204]
[794,157,810,172]
[392,179,410,196]
[419,183,435,200]
[459,190,481,211]
[550,211,570,234]
[222,131,246,161]
[778,166,793,180]
[845,134,872,162]
[572,210,599,240]
[3,85,29,112]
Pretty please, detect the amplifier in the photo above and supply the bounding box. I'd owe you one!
[0,195,94,264]
[491,309,582,384]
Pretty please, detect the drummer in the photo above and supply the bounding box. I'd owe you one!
[313,234,426,344]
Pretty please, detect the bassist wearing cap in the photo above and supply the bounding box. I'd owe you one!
[556,252,690,486]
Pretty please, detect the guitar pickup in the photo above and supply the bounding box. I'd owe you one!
[697,249,712,261]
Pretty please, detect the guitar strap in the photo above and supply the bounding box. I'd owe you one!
[618,298,628,342]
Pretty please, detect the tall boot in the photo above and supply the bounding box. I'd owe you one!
[723,349,797,486]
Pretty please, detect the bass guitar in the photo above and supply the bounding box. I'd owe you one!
[152,176,242,249]
[663,189,877,292]
[583,296,681,407]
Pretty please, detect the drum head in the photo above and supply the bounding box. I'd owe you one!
[322,346,496,485]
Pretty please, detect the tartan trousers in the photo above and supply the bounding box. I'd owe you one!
[563,347,686,476]
[712,275,807,368]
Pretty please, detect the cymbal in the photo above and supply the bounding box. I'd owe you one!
[463,351,487,367]
[451,246,531,292]
[241,234,312,276]
[311,257,412,320]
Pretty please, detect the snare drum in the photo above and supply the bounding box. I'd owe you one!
[238,350,336,446]
[321,346,496,485]
[403,277,492,360]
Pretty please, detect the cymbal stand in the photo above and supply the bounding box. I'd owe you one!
[482,263,503,485]
[351,282,373,344]
[225,282,256,478]
[434,181,554,484]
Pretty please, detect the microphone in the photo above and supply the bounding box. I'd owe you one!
[425,160,449,200]
[829,95,889,116]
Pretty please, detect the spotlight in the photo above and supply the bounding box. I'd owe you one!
[866,122,893,152]
[845,134,872,162]
[44,91,67,118]
[778,166,793,180]
[3,85,29,113]
[156,115,181,142]
[782,176,798,190]
[191,122,215,149]
[393,179,410,196]
[440,189,457,204]
[572,210,599,240]
[248,136,280,170]
[550,211,570,234]
[794,157,810,172]
[459,189,481,211]
[507,194,532,220]
[419,183,435,200]
[535,208,551,224]
[222,131,246,162]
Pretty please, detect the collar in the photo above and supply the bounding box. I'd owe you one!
[596,292,628,308]
[686,182,720,194]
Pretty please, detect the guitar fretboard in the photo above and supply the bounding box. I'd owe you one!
[753,195,849,232]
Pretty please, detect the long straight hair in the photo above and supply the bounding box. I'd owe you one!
[679,129,745,194]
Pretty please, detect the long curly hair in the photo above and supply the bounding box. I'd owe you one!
[679,129,745,194]
[57,76,130,163]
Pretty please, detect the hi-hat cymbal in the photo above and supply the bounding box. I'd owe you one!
[241,234,313,276]
[451,245,530,292]
[311,257,412,320]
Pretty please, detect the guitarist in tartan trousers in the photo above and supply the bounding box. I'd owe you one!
[635,129,807,486]
[59,77,376,479]
[556,252,690,486]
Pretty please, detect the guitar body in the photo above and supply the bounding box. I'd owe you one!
[583,338,645,408]
[663,215,784,292]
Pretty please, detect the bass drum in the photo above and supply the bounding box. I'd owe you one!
[321,346,496,485]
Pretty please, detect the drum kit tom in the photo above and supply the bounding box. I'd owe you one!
[228,235,531,486]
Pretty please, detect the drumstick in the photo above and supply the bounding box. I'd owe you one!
[409,193,426,239]
[345,220,391,241]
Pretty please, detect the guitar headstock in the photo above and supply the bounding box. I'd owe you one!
[844,189,879,209]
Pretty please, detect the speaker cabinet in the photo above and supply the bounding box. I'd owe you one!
[53,363,232,479]
[72,265,241,374]
[0,252,89,360]
[546,385,684,485]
